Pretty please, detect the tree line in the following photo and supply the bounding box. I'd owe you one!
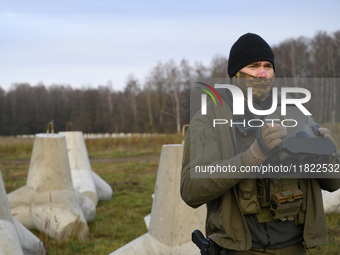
[0,30,340,136]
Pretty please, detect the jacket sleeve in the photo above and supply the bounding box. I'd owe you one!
[180,114,253,208]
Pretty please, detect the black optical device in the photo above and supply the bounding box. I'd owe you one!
[265,106,337,166]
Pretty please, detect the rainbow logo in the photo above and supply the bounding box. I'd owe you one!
[196,82,222,106]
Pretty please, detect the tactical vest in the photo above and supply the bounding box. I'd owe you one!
[235,130,307,225]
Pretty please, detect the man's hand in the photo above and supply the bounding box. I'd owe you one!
[319,127,333,142]
[245,124,287,165]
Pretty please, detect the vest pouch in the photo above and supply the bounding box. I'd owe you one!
[270,189,303,221]
[258,179,283,208]
[237,179,261,215]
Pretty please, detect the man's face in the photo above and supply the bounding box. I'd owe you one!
[239,61,274,78]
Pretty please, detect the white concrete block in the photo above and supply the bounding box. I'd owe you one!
[13,218,46,255]
[74,189,96,222]
[1,169,45,254]
[108,144,206,255]
[322,189,340,214]
[60,131,112,203]
[0,220,24,255]
[92,171,113,201]
[8,134,89,241]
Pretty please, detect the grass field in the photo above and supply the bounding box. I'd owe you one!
[0,127,339,255]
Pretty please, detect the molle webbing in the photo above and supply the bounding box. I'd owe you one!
[255,178,306,223]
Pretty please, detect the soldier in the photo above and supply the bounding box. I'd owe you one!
[181,33,340,254]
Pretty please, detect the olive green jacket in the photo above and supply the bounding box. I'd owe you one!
[180,97,340,251]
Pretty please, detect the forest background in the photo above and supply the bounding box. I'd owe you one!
[0,30,340,136]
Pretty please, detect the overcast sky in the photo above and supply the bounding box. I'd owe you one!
[1,0,339,92]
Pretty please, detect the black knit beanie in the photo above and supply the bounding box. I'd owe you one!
[228,33,275,78]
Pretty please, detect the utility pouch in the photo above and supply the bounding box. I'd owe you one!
[270,188,303,221]
[237,179,261,215]
[258,179,282,208]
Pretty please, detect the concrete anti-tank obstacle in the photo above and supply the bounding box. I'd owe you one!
[59,131,98,205]
[109,144,206,255]
[92,171,113,201]
[8,133,89,241]
[74,188,96,223]
[59,131,113,203]
[0,169,45,255]
[143,193,154,229]
[143,125,190,231]
[13,218,46,255]
[322,151,340,214]
[322,189,340,214]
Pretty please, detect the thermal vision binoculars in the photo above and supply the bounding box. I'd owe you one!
[260,106,337,166]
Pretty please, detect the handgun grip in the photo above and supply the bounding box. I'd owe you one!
[192,229,210,253]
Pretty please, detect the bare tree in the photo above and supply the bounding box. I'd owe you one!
[164,60,182,134]
[124,75,140,132]
[149,62,168,133]
[210,54,228,80]
[144,77,155,132]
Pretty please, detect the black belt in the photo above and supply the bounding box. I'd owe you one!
[212,243,234,255]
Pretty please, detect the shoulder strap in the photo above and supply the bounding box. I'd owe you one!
[297,179,307,225]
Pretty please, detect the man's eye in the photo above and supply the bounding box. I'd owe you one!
[249,65,256,68]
